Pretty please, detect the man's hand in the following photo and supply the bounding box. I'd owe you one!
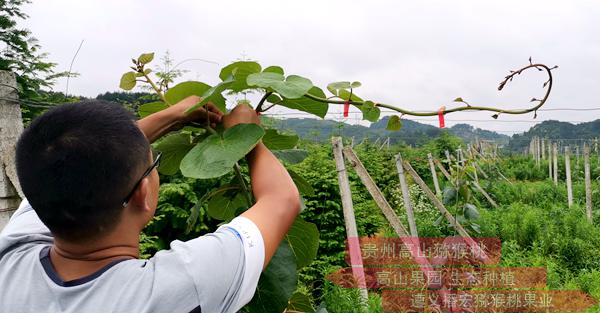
[167,96,223,130]
[137,96,223,143]
[222,103,260,129]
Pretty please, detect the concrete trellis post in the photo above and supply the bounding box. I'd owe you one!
[541,138,545,160]
[548,141,552,180]
[584,144,592,222]
[0,71,24,231]
[565,146,573,207]
[553,143,558,186]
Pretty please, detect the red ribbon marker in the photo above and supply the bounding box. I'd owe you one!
[343,100,350,117]
[438,106,446,128]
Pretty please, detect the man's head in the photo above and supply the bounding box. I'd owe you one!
[16,100,158,243]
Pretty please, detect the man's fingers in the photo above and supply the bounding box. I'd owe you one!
[208,111,222,123]
[206,102,223,115]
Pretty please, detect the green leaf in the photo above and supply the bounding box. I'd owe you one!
[207,189,247,221]
[266,93,283,104]
[262,129,299,150]
[138,101,168,118]
[119,72,137,90]
[386,115,402,131]
[245,241,297,313]
[263,66,284,75]
[247,73,313,99]
[219,61,262,92]
[287,292,315,313]
[180,124,265,179]
[184,76,234,114]
[137,52,154,65]
[273,149,309,164]
[350,81,362,88]
[285,218,319,269]
[165,81,226,112]
[463,203,480,220]
[327,81,352,95]
[288,169,315,196]
[442,186,457,205]
[361,100,380,122]
[280,86,328,118]
[459,184,472,202]
[154,132,195,175]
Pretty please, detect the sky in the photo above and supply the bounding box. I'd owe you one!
[20,0,600,135]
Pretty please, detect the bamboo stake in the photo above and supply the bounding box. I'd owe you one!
[467,173,499,209]
[474,162,489,180]
[342,147,410,237]
[331,137,369,304]
[427,153,442,197]
[403,161,491,264]
[395,153,419,237]
[434,158,452,183]
[343,147,442,290]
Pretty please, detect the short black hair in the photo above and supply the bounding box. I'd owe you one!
[16,100,150,242]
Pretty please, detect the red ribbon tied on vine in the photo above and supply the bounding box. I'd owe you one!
[343,100,350,117]
[438,106,446,128]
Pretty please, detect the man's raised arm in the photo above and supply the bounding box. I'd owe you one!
[223,104,301,269]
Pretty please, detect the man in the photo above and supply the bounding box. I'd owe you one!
[0,96,301,312]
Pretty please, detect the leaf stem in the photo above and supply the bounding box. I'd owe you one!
[234,163,254,206]
[141,71,171,106]
[256,91,273,113]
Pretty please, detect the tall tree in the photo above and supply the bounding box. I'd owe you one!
[0,0,64,98]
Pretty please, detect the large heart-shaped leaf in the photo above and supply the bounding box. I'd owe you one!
[154,132,195,175]
[386,115,402,131]
[245,241,297,313]
[280,86,328,118]
[327,81,351,96]
[285,217,319,269]
[463,203,480,220]
[361,100,380,122]
[207,189,247,221]
[180,124,265,179]
[262,129,299,150]
[273,149,309,164]
[263,65,284,75]
[138,101,168,118]
[219,61,262,92]
[247,72,313,99]
[288,169,315,196]
[287,292,315,313]
[184,76,234,114]
[165,81,226,112]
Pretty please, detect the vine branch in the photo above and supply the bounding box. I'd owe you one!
[304,63,556,119]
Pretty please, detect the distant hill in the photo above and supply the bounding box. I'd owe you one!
[269,116,509,146]
[508,119,600,152]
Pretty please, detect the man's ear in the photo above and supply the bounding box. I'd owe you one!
[127,177,151,213]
